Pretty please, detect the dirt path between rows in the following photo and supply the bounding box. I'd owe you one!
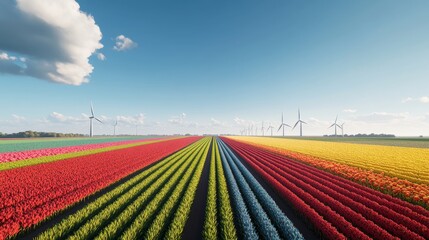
[181,138,212,239]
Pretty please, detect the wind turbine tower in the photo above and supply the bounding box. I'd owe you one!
[113,120,118,136]
[278,112,291,137]
[340,123,345,137]
[267,123,274,136]
[292,109,307,137]
[88,102,102,137]
[328,115,342,137]
[261,122,265,136]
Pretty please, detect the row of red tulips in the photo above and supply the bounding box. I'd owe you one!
[0,137,200,240]
[222,137,429,240]
[240,141,429,238]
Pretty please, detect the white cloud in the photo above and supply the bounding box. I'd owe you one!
[168,118,180,125]
[166,113,200,129]
[402,97,414,103]
[48,112,87,123]
[419,96,429,103]
[3,110,429,136]
[49,112,68,122]
[352,112,409,123]
[307,117,330,127]
[188,122,199,128]
[233,117,249,126]
[117,113,145,125]
[233,117,259,128]
[113,35,137,51]
[169,113,187,125]
[343,109,357,113]
[47,112,146,126]
[0,0,103,85]
[0,52,21,62]
[0,52,11,60]
[11,114,25,123]
[211,118,228,127]
[97,53,106,61]
[402,96,429,104]
[211,118,222,126]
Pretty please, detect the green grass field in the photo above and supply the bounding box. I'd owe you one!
[0,136,167,153]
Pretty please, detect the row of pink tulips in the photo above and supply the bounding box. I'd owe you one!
[0,138,161,163]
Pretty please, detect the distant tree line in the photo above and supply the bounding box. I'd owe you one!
[323,133,396,138]
[0,131,85,138]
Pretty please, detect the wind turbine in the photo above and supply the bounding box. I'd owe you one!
[328,115,341,136]
[340,122,345,137]
[261,122,265,136]
[255,125,258,136]
[267,123,274,136]
[89,102,102,137]
[113,119,118,136]
[292,109,307,137]
[278,112,291,137]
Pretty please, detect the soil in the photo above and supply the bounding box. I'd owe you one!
[181,138,212,240]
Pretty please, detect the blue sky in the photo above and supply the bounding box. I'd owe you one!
[1,0,429,136]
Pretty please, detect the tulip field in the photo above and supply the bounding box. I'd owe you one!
[1,136,428,239]
[230,136,429,208]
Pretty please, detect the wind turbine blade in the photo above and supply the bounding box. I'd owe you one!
[335,115,338,123]
[301,121,307,124]
[328,123,335,128]
[277,125,282,132]
[94,117,103,123]
[292,121,299,130]
[285,123,292,128]
[90,103,94,117]
[298,109,300,120]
